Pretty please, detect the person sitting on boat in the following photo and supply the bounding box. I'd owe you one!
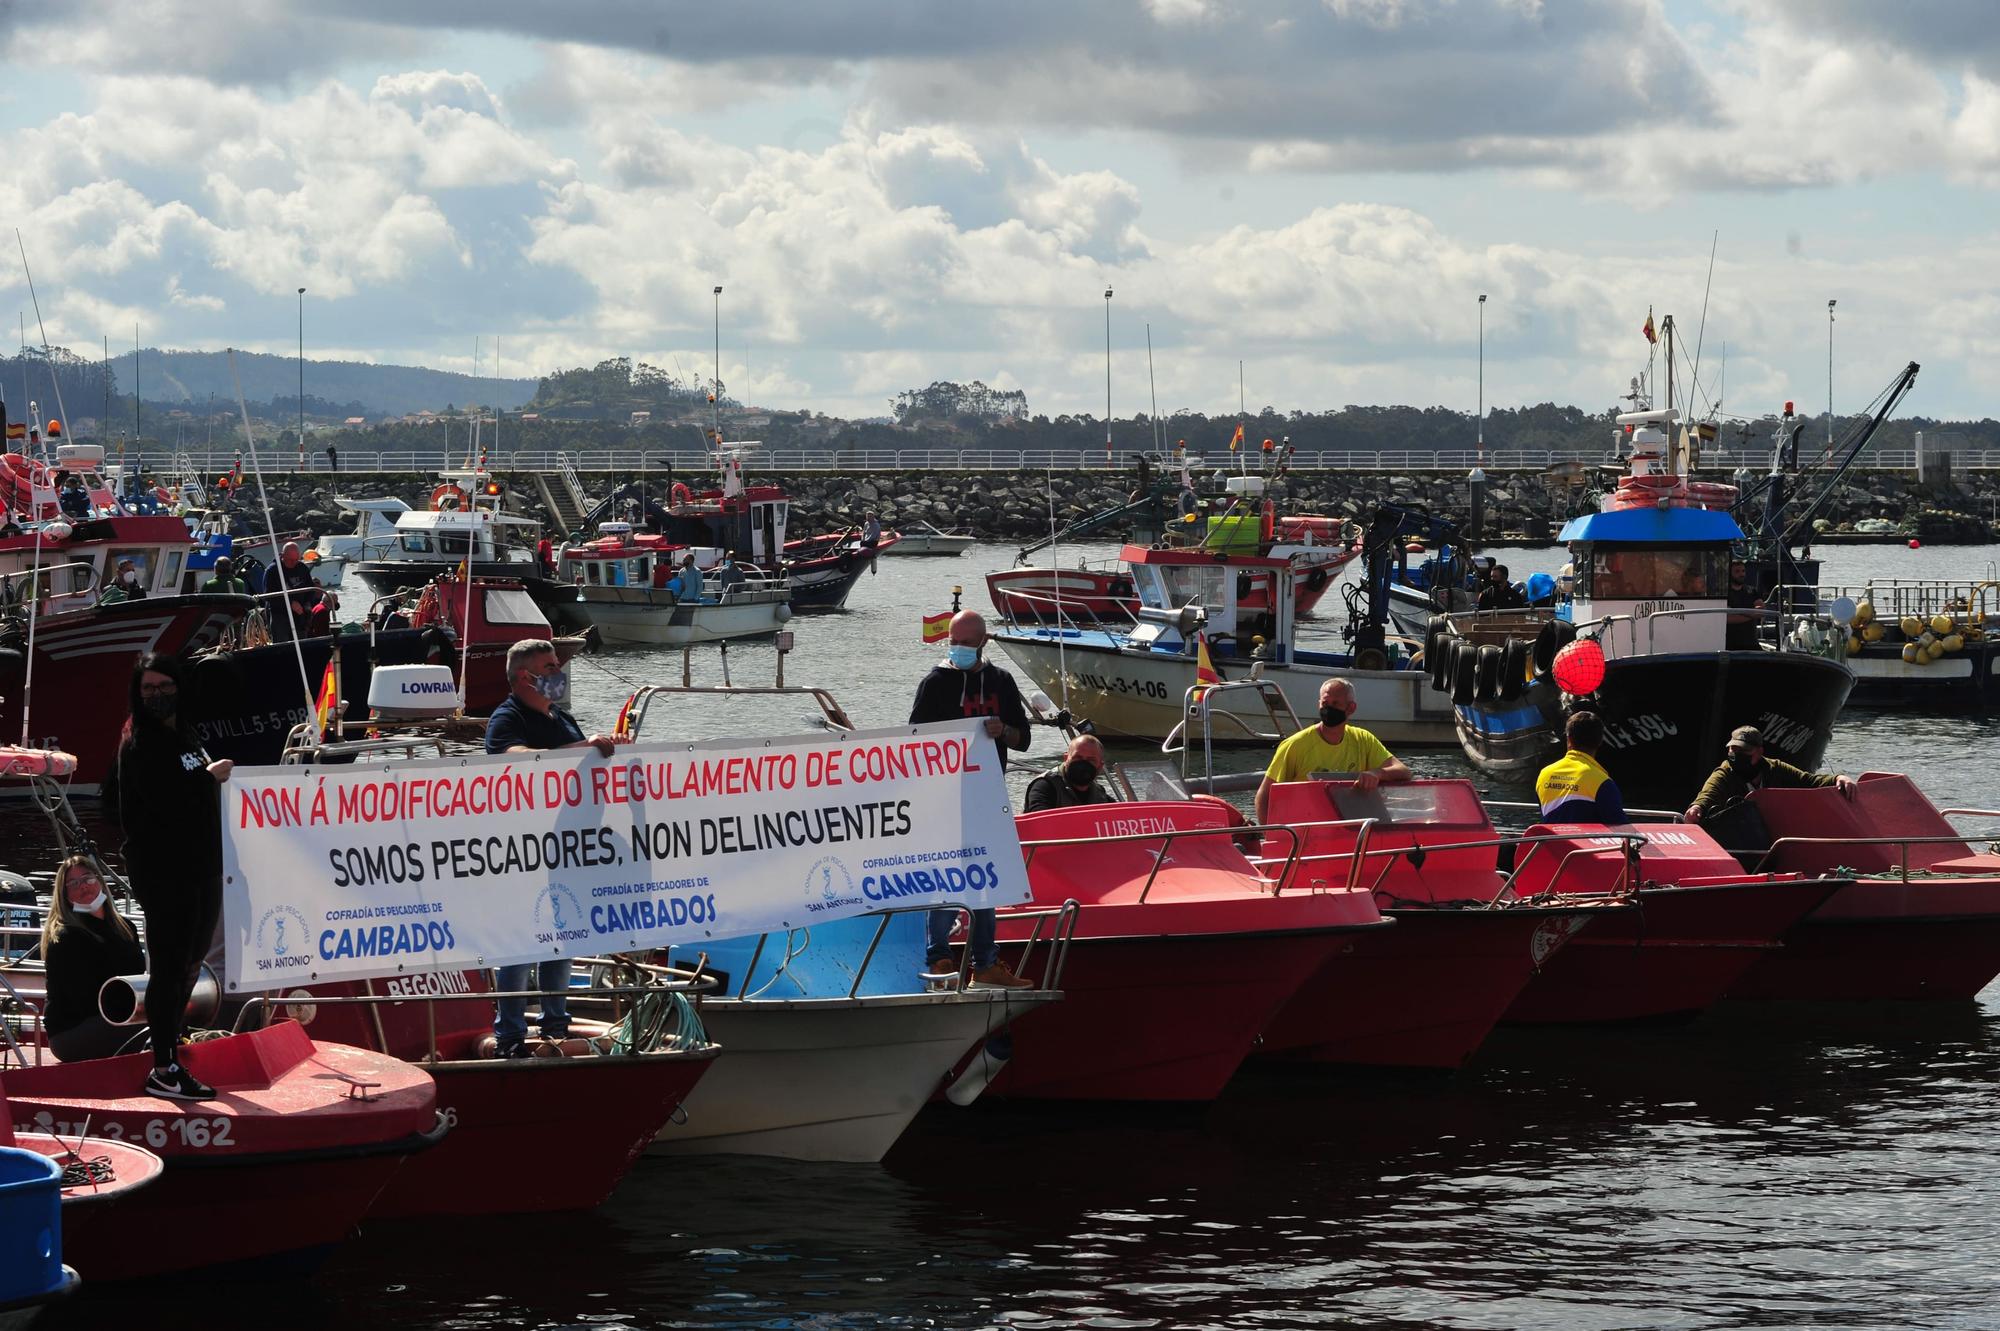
[1725,561,1763,651]
[1534,712,1626,825]
[713,555,747,599]
[1177,483,1200,521]
[1476,564,1526,612]
[58,473,90,520]
[263,541,325,640]
[484,639,617,1057]
[909,610,1035,990]
[860,511,882,551]
[98,558,148,604]
[200,556,248,596]
[40,853,146,1063]
[1682,725,1855,823]
[1254,677,1411,822]
[101,652,231,1100]
[1024,734,1116,812]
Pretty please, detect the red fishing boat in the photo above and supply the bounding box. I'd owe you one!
[1500,821,1838,1023]
[278,970,718,1217]
[3,1084,164,1263]
[966,799,1388,1101]
[1720,775,2000,1001]
[2,1021,443,1279]
[1251,779,1614,1068]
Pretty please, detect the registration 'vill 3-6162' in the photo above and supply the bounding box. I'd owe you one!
[17,1114,236,1148]
[1074,672,1172,700]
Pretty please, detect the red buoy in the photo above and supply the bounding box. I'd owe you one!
[1552,639,1606,695]
[1909,539,1922,550]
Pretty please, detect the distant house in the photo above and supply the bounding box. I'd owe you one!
[630,410,652,426]
[343,416,367,427]
[520,412,540,422]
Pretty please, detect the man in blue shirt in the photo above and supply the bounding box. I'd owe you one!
[483,638,616,1056]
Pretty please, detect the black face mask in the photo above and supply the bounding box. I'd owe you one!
[1319,704,1350,728]
[1064,759,1098,788]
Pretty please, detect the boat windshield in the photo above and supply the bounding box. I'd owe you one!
[483,588,547,627]
[1159,563,1228,609]
[1578,545,1728,600]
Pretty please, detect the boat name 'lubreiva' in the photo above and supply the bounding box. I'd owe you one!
[1091,816,1180,837]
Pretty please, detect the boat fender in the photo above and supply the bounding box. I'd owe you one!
[1423,615,1447,667]
[1532,618,1577,676]
[946,1031,1015,1107]
[1474,644,1503,702]
[1304,565,1331,592]
[1449,640,1478,705]
[670,482,693,505]
[1429,637,1452,693]
[1499,637,1531,702]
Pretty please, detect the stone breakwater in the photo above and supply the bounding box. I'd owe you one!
[240,467,1999,546]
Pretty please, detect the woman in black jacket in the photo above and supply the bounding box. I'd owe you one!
[104,652,232,1099]
[40,854,147,1062]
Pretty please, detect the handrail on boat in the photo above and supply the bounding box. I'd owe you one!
[1749,833,1995,884]
[1162,678,1302,789]
[616,682,855,739]
[1249,815,1648,902]
[1019,821,1305,903]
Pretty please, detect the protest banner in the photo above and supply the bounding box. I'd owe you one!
[220,719,1026,991]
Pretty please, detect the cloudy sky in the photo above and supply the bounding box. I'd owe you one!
[1,0,1996,424]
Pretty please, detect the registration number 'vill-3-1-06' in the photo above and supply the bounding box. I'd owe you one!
[17,1115,235,1148]
[1074,672,1173,700]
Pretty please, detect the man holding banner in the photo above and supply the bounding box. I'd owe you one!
[909,611,1034,990]
[485,639,617,1056]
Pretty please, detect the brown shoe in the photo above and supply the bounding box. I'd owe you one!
[969,962,1035,990]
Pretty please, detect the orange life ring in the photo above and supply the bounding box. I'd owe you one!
[0,746,76,778]
[1619,474,1683,492]
[1684,481,1739,505]
[430,483,468,511]
[670,482,693,505]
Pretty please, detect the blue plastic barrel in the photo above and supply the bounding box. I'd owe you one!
[0,1147,62,1302]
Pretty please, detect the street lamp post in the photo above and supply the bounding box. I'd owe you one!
[713,285,723,444]
[1827,299,1837,449]
[1477,293,1487,464]
[296,287,305,465]
[1103,287,1114,468]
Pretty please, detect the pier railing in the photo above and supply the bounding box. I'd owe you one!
[141,446,2000,477]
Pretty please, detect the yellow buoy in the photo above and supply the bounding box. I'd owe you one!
[1847,636,1865,655]
[1900,615,1925,638]
[1927,641,1947,661]
[1902,642,1922,663]
[1863,623,1887,642]
[1945,633,1966,653]
[1854,600,1875,624]
[1931,614,1955,636]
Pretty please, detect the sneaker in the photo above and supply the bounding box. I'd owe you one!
[492,1040,531,1060]
[144,1062,216,1101]
[969,962,1035,991]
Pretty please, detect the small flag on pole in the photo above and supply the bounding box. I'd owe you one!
[1194,632,1223,696]
[921,611,951,644]
[613,691,638,740]
[313,655,340,741]
[1228,423,1244,451]
[1641,307,1657,345]
[455,557,470,582]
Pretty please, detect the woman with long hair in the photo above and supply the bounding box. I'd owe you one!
[39,854,145,1062]
[103,652,232,1098]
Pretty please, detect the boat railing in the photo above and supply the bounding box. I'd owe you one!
[0,966,48,1068]
[230,968,718,1064]
[1479,798,1688,823]
[615,682,855,738]
[1018,822,1305,902]
[1251,814,1649,901]
[1747,833,1997,884]
[1498,833,1650,903]
[725,899,1081,999]
[0,560,98,611]
[1162,678,1304,790]
[1812,580,2000,625]
[1576,604,1847,661]
[991,582,1141,635]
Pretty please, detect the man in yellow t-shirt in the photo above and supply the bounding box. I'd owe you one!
[1254,677,1412,822]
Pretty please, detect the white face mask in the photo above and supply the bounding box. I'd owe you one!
[120,571,137,585]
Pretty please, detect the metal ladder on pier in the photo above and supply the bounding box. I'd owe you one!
[534,453,595,537]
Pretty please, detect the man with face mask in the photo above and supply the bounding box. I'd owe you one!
[483,638,616,1056]
[98,558,148,604]
[1024,734,1115,813]
[908,609,1034,989]
[1683,726,1854,823]
[1254,677,1411,822]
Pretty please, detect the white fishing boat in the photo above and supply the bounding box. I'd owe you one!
[560,521,792,645]
[989,543,1457,746]
[308,496,411,588]
[883,521,977,557]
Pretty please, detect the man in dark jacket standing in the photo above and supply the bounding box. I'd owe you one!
[909,610,1033,989]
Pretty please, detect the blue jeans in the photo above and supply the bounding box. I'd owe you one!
[927,907,998,972]
[494,959,571,1045]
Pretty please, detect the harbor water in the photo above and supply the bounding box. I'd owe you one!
[34,540,2000,1330]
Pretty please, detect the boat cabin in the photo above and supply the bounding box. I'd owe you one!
[0,513,201,611]
[1120,544,1293,660]
[386,507,538,565]
[655,484,791,564]
[562,521,705,591]
[315,497,411,561]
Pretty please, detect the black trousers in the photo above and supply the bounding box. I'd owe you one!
[130,870,222,1065]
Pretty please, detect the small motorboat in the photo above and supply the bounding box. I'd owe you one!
[883,522,976,556]
[308,495,412,589]
[774,528,900,610]
[966,798,1389,1101]
[2,1083,163,1294]
[1716,775,2000,1001]
[1,1022,444,1279]
[558,521,792,645]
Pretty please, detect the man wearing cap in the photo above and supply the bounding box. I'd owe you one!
[1682,725,1856,822]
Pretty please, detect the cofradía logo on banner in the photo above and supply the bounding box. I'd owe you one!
[220,719,1029,990]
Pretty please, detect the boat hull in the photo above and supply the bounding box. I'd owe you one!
[1727,878,2000,1002]
[575,592,790,646]
[1452,650,1854,803]
[351,561,585,630]
[653,992,1053,1161]
[883,534,975,556]
[1502,878,1837,1024]
[978,929,1358,1100]
[1258,905,1600,1069]
[369,1048,718,1216]
[992,633,1455,746]
[1842,642,2000,709]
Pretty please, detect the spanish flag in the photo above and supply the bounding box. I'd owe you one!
[1641,307,1657,345]
[4,423,22,441]
[1228,423,1244,451]
[1193,632,1223,696]
[456,557,470,582]
[313,655,340,740]
[921,611,951,644]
